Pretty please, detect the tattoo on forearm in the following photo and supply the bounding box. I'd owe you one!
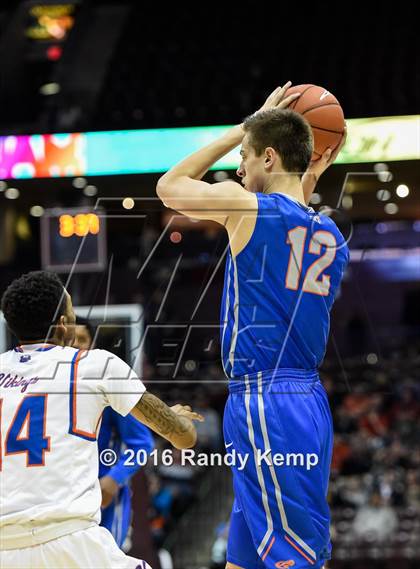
[136,392,189,437]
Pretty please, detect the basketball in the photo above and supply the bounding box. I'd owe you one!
[285,84,345,160]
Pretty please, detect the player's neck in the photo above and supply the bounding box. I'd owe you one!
[263,174,305,204]
[19,338,62,347]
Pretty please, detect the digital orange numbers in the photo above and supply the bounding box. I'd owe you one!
[59,213,100,238]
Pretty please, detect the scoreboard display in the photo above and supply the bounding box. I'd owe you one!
[41,207,106,272]
[25,2,79,42]
[23,1,80,62]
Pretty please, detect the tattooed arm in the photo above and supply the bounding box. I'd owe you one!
[130,391,204,449]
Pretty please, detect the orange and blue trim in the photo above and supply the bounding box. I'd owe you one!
[284,534,316,565]
[68,349,97,441]
[261,535,276,562]
[14,344,57,353]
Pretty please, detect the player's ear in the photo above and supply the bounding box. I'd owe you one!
[51,315,66,345]
[264,147,277,170]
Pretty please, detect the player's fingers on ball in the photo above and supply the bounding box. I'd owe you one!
[272,85,284,95]
[267,86,281,101]
[324,148,332,161]
[337,126,347,150]
[279,93,300,108]
[274,82,291,102]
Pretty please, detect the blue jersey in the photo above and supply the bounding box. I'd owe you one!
[98,407,154,546]
[221,192,349,377]
[98,407,154,482]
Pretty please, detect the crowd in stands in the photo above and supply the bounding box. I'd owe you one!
[324,347,420,562]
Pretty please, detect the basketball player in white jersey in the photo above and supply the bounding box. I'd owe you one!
[0,270,203,569]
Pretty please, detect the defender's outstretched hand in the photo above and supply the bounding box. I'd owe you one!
[170,404,205,423]
[258,81,301,113]
[131,392,204,450]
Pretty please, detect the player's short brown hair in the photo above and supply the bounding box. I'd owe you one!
[243,108,313,176]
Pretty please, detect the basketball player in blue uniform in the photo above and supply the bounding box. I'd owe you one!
[97,407,154,547]
[74,318,154,548]
[156,82,348,568]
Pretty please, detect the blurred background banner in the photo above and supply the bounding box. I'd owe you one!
[1,115,419,180]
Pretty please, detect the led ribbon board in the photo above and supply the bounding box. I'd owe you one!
[1,116,418,180]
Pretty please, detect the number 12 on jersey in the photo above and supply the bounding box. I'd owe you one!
[285,227,337,296]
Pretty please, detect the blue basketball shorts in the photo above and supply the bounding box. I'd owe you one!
[223,368,333,568]
[100,485,132,548]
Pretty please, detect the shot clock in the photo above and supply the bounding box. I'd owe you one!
[41,207,106,272]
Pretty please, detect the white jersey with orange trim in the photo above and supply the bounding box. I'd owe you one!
[0,343,145,547]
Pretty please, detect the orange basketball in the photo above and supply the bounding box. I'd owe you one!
[285,84,345,161]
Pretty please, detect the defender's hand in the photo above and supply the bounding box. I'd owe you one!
[170,404,205,423]
[169,404,204,450]
[131,392,202,450]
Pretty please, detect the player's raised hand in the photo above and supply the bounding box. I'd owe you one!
[258,81,301,113]
[302,124,347,204]
[308,124,348,179]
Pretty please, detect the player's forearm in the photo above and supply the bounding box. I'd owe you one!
[130,392,197,450]
[157,124,244,188]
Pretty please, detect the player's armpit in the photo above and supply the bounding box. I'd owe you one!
[156,177,256,224]
[130,391,203,449]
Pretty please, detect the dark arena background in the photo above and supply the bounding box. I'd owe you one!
[0,2,419,568]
